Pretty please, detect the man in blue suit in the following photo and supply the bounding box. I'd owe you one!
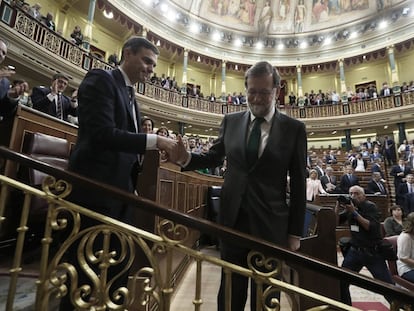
[171,61,307,311]
[31,72,77,122]
[60,37,177,310]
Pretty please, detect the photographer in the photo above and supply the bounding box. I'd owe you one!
[335,185,393,305]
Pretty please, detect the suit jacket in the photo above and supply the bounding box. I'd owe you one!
[0,78,18,120]
[370,163,384,179]
[366,179,387,195]
[31,86,77,121]
[396,182,414,206]
[320,174,337,192]
[184,110,307,246]
[403,192,414,216]
[390,164,411,189]
[325,155,337,164]
[338,173,360,194]
[69,68,145,221]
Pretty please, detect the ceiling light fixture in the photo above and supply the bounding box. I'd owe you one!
[156,40,161,46]
[103,9,113,19]
[197,56,201,62]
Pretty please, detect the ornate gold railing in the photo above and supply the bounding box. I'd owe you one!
[1,147,414,310]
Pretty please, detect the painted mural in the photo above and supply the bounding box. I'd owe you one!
[170,0,403,34]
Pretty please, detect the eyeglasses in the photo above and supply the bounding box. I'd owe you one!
[247,89,275,98]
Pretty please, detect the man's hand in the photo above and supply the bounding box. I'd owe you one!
[156,135,177,160]
[0,67,15,79]
[168,135,190,165]
[288,235,300,251]
[8,81,29,98]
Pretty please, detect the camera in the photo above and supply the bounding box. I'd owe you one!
[337,195,352,205]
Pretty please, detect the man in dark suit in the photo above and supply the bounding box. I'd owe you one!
[366,172,387,195]
[61,37,177,310]
[396,174,414,206]
[390,158,411,197]
[0,38,29,121]
[338,165,360,194]
[170,61,307,311]
[380,81,393,97]
[370,158,385,179]
[320,166,337,193]
[31,73,77,122]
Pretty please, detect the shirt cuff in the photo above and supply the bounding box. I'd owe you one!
[47,93,55,101]
[146,134,157,150]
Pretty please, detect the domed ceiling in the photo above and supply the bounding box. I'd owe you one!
[114,0,413,65]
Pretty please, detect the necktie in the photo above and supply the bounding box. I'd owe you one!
[127,86,138,133]
[409,184,412,193]
[246,117,264,167]
[56,93,63,120]
[377,182,385,194]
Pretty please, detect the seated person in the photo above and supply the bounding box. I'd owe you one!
[70,26,83,46]
[31,73,77,122]
[365,172,387,195]
[306,169,326,201]
[397,212,414,283]
[320,166,337,193]
[383,205,404,236]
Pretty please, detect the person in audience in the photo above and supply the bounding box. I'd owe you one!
[306,169,326,201]
[396,173,414,206]
[140,117,154,134]
[314,159,325,178]
[20,2,30,13]
[403,192,414,221]
[370,158,385,179]
[407,145,414,168]
[383,135,397,166]
[397,212,414,283]
[31,73,77,122]
[169,61,307,311]
[352,152,368,172]
[156,126,169,137]
[335,185,394,305]
[40,12,55,31]
[366,172,387,195]
[383,205,404,236]
[320,166,337,193]
[70,25,83,46]
[28,3,42,20]
[370,146,383,162]
[380,81,393,97]
[61,36,177,310]
[0,38,29,121]
[108,52,119,66]
[66,88,78,125]
[325,149,337,164]
[391,159,412,203]
[338,165,360,194]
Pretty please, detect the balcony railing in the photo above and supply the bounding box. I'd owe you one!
[1,147,414,310]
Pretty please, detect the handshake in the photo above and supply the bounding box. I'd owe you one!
[156,134,189,166]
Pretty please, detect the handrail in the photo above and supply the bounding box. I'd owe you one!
[1,145,414,307]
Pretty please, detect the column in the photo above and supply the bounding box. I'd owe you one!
[397,122,407,144]
[83,0,96,51]
[181,49,188,94]
[178,122,185,136]
[296,65,304,106]
[344,129,352,151]
[338,59,347,101]
[387,45,399,88]
[221,60,226,101]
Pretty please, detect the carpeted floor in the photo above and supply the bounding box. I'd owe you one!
[352,301,389,311]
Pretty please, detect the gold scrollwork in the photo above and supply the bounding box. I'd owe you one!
[262,285,281,311]
[247,251,282,278]
[42,175,72,199]
[157,219,189,244]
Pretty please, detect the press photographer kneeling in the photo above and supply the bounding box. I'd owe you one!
[335,185,394,305]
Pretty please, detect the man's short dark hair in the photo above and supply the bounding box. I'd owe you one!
[52,73,69,81]
[120,36,159,63]
[244,61,280,88]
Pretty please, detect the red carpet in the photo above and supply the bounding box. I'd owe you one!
[352,301,389,311]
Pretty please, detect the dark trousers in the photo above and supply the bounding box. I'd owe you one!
[340,247,394,305]
[217,208,280,311]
